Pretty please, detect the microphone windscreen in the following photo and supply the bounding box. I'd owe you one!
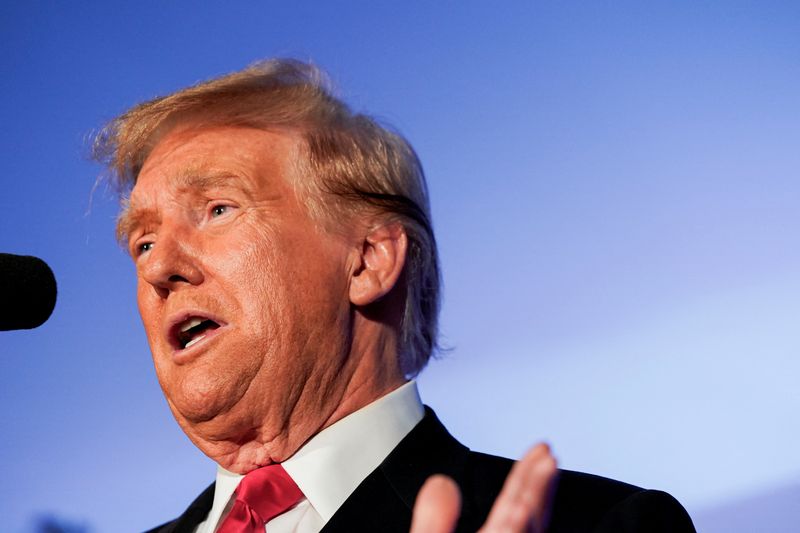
[0,253,57,331]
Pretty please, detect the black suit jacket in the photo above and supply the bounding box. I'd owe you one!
[147,409,696,532]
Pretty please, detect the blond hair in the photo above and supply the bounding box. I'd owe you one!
[93,59,440,377]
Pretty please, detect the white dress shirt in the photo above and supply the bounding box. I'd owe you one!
[194,381,425,533]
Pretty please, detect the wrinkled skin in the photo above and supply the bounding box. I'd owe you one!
[126,124,404,473]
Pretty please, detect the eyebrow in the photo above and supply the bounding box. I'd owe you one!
[177,172,239,193]
[116,197,157,246]
[115,171,243,246]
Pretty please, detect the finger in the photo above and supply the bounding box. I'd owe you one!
[478,443,558,533]
[410,474,462,533]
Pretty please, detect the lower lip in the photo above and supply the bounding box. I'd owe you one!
[171,325,227,364]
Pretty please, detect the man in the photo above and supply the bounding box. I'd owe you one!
[95,59,695,532]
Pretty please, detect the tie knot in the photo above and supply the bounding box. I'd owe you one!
[235,464,303,523]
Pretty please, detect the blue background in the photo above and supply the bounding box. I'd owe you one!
[1,2,798,531]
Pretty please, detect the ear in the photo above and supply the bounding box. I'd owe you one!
[350,222,408,306]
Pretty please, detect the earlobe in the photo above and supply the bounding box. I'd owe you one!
[349,222,408,306]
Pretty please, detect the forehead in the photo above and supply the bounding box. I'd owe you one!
[117,125,306,242]
[131,124,302,197]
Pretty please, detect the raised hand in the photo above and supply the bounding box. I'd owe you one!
[410,443,558,533]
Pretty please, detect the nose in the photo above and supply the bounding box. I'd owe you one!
[138,228,204,298]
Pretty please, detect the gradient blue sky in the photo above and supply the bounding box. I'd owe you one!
[1,2,799,532]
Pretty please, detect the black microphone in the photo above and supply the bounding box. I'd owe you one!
[0,253,57,331]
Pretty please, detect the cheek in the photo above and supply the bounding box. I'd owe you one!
[136,282,163,344]
[227,230,349,357]
[227,227,291,317]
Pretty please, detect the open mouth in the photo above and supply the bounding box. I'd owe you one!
[173,316,221,350]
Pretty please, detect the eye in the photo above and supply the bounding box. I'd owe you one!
[135,241,154,256]
[211,204,230,218]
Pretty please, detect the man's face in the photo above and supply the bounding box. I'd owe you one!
[126,125,360,472]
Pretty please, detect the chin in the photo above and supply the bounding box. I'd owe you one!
[165,367,249,420]
[168,388,237,426]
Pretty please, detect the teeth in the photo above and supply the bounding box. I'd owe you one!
[180,317,205,333]
[184,334,206,349]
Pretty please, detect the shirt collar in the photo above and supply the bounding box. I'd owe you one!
[209,380,424,525]
[282,380,424,521]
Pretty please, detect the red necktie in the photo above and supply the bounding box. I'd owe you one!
[217,464,304,533]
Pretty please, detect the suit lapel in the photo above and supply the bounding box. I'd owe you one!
[146,483,215,533]
[319,465,412,533]
[322,408,490,533]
